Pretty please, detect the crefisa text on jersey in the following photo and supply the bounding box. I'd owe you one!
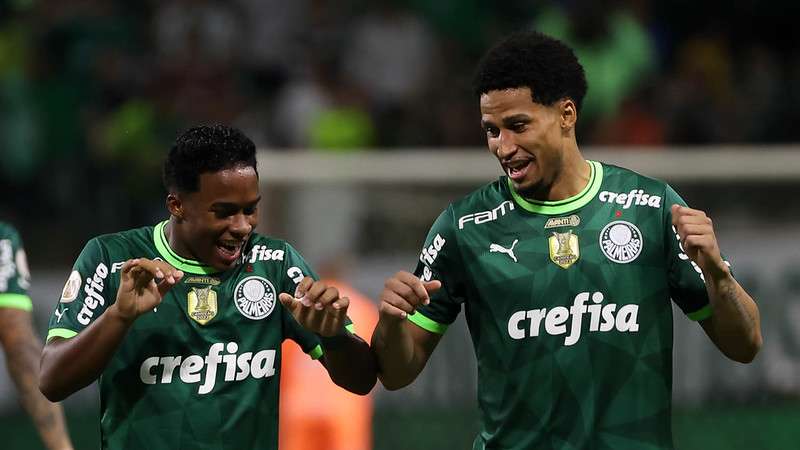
[598,189,662,209]
[76,263,109,325]
[139,342,277,394]
[507,291,639,345]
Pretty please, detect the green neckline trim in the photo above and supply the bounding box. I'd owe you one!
[153,221,217,275]
[407,312,448,334]
[0,293,32,311]
[46,328,78,342]
[687,304,713,321]
[345,323,355,334]
[508,160,604,215]
[308,345,323,360]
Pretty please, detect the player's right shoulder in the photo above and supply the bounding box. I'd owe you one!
[448,177,514,230]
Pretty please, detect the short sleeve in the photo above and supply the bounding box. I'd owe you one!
[663,185,721,321]
[0,225,33,311]
[279,243,353,360]
[408,205,466,335]
[46,238,115,341]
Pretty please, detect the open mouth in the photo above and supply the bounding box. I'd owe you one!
[215,241,243,262]
[503,158,534,182]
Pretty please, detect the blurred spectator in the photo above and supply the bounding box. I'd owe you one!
[280,272,378,450]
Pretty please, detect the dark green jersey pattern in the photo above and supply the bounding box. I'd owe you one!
[46,222,350,450]
[409,161,716,450]
[0,221,33,310]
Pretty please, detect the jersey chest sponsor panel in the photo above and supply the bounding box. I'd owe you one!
[49,226,319,449]
[415,164,703,449]
[456,196,670,355]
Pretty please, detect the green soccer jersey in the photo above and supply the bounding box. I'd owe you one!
[0,221,33,311]
[47,221,346,450]
[409,161,718,450]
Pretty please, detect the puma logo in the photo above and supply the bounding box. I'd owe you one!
[54,307,68,323]
[489,239,519,263]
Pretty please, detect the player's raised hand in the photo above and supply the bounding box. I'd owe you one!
[279,277,348,337]
[671,204,728,279]
[379,271,441,321]
[114,258,183,322]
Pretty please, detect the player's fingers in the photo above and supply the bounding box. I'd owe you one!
[330,295,349,312]
[678,224,713,238]
[385,277,424,307]
[379,300,412,320]
[156,270,184,297]
[315,286,340,310]
[306,306,325,331]
[380,290,416,314]
[120,259,140,275]
[424,280,442,294]
[294,277,315,299]
[279,292,300,311]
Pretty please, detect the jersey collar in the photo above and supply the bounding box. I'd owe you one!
[507,160,603,215]
[153,220,218,275]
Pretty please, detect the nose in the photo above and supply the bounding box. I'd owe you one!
[495,130,517,160]
[229,213,253,238]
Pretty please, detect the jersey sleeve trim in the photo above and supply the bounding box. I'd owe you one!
[308,345,323,360]
[46,328,78,341]
[0,293,32,311]
[153,221,218,275]
[407,311,448,334]
[686,304,713,321]
[508,160,603,215]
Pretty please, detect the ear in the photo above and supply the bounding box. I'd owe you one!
[166,193,183,220]
[560,99,577,131]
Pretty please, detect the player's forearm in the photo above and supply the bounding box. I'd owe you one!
[40,305,133,401]
[705,269,762,363]
[321,334,377,395]
[1,317,74,450]
[371,317,424,390]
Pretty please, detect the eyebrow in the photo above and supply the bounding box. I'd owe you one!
[210,197,262,209]
[481,114,532,129]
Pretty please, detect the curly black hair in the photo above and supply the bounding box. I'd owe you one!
[473,31,588,111]
[163,125,257,193]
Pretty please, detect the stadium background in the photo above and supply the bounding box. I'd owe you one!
[1,0,799,448]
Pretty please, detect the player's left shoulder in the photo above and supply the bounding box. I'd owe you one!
[241,233,292,265]
[595,161,670,211]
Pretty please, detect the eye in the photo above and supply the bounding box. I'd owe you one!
[485,126,499,138]
[510,122,527,133]
[214,209,234,219]
[244,206,257,215]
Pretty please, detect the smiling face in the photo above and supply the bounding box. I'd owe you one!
[168,165,260,271]
[480,87,576,199]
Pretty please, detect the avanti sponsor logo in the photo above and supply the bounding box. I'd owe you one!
[77,263,109,325]
[139,342,277,395]
[458,200,515,229]
[507,291,639,345]
[598,189,662,209]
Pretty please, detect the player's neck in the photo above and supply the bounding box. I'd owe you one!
[523,150,590,203]
[550,156,590,202]
[164,218,202,263]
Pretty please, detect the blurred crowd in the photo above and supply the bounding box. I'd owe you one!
[0,0,798,253]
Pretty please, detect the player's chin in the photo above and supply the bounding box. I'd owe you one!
[512,177,542,198]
